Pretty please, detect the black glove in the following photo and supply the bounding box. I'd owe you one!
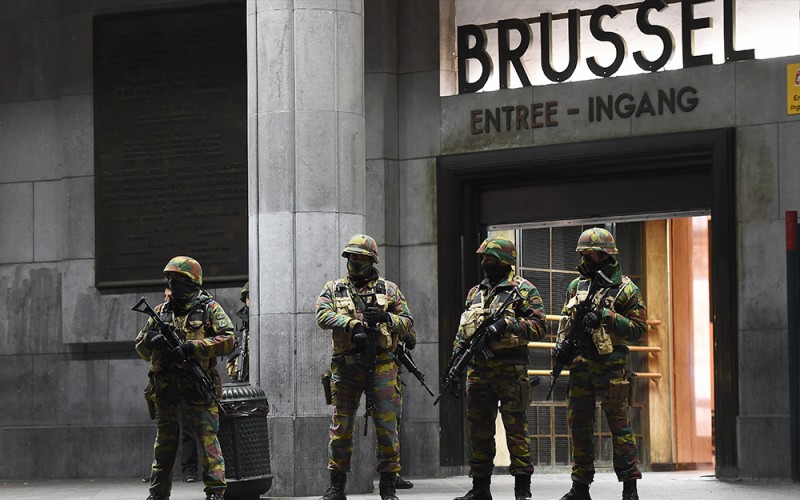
[351,322,368,347]
[486,318,508,340]
[144,328,162,349]
[583,309,603,329]
[170,342,195,362]
[402,335,416,351]
[364,306,388,325]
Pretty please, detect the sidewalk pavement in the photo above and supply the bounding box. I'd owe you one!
[1,472,798,500]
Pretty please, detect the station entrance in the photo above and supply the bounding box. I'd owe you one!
[486,216,714,471]
[437,129,738,475]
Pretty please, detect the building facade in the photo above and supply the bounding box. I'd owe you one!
[0,0,798,495]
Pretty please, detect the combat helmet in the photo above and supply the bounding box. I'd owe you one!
[341,234,380,263]
[476,236,517,267]
[163,256,203,285]
[240,281,249,303]
[576,227,618,255]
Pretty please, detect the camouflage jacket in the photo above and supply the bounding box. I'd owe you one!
[316,273,414,357]
[453,270,546,364]
[557,259,647,355]
[135,291,235,372]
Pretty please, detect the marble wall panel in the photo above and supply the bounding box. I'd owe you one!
[736,124,779,222]
[0,183,34,263]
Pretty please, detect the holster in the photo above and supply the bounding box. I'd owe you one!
[627,371,638,405]
[607,377,630,405]
[321,370,333,405]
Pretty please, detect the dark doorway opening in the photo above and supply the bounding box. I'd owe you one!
[436,129,738,477]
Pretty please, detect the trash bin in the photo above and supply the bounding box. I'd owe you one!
[218,382,273,500]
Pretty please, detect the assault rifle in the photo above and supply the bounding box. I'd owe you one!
[434,289,521,406]
[132,297,224,412]
[395,341,434,397]
[545,270,614,401]
[347,285,379,436]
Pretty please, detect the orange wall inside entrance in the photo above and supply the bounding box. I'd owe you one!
[671,217,715,468]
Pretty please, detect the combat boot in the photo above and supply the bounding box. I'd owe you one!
[320,470,347,500]
[379,472,399,500]
[145,494,169,500]
[621,479,639,500]
[558,481,591,500]
[395,474,414,489]
[514,473,532,500]
[205,493,224,500]
[454,476,492,500]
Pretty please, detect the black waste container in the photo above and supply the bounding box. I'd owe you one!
[218,382,273,500]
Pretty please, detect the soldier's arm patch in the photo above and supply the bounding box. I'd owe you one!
[215,312,229,329]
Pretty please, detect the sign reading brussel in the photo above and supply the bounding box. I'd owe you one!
[457,0,755,94]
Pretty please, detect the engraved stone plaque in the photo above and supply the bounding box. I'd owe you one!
[93,3,247,288]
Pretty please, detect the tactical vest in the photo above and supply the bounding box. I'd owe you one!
[459,286,529,353]
[157,298,219,370]
[559,277,632,356]
[331,278,395,353]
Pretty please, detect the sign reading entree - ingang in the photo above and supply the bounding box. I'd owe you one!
[469,86,698,134]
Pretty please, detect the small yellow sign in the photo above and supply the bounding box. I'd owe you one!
[788,63,800,115]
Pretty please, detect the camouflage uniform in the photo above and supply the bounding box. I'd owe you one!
[556,228,646,496]
[452,237,546,482]
[315,234,415,500]
[135,257,235,499]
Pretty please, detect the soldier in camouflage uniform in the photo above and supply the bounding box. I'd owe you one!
[556,228,646,500]
[315,234,415,500]
[226,282,250,382]
[451,236,546,500]
[135,256,235,500]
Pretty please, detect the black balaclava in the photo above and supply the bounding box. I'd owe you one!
[579,253,614,278]
[482,261,510,285]
[167,278,199,309]
[347,255,372,279]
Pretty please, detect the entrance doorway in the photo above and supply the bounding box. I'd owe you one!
[436,128,737,475]
[487,216,715,471]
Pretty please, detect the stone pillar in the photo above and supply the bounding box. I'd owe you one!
[247,0,369,495]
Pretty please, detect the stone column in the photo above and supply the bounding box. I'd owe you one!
[247,0,369,495]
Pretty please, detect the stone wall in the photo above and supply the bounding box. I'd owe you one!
[0,0,242,480]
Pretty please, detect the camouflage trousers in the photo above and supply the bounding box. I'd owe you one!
[149,371,225,496]
[567,357,641,484]
[328,356,401,474]
[466,361,533,478]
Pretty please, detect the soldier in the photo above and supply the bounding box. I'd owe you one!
[315,234,415,500]
[164,287,200,484]
[226,282,250,382]
[451,236,546,500]
[135,256,235,500]
[556,228,646,500]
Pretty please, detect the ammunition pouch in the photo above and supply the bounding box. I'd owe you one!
[589,325,614,355]
[458,303,486,340]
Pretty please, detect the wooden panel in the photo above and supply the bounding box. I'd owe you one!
[644,219,673,464]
